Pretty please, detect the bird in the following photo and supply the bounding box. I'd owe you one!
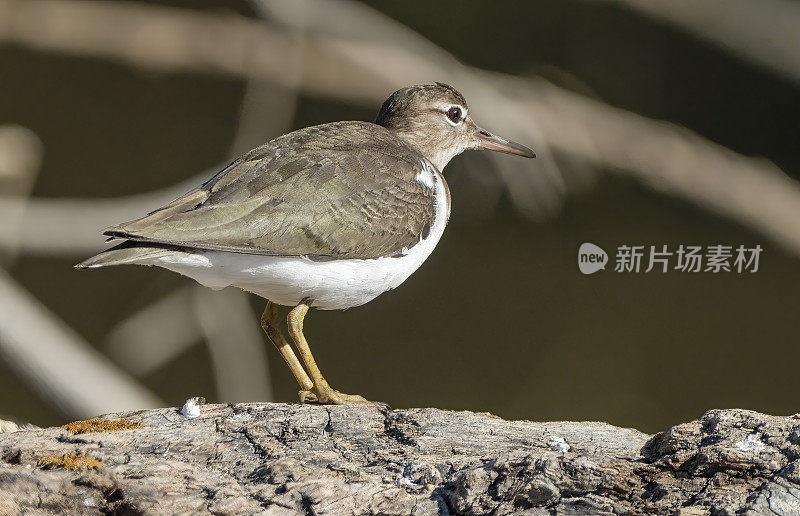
[77,83,535,405]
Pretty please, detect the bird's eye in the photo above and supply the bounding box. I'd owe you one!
[446,106,463,124]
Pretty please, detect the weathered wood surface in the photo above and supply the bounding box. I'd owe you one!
[1,404,799,514]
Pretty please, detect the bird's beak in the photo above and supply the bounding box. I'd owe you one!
[474,127,536,158]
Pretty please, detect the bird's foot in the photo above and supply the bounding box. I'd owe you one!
[298,389,318,404]
[298,386,372,405]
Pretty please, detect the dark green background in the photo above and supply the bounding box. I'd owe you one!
[2,1,798,432]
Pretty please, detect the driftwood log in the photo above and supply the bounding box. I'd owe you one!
[1,403,799,514]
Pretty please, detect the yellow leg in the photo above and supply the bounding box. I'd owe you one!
[286,299,369,405]
[260,301,314,396]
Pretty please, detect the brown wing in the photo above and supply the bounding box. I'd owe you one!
[104,122,437,259]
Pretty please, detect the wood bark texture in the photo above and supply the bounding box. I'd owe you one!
[1,404,799,514]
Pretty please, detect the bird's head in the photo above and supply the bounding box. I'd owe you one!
[375,82,535,171]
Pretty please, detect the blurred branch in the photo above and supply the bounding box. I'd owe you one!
[0,267,162,418]
[0,0,298,84]
[526,80,800,255]
[0,173,213,255]
[192,287,273,402]
[0,125,42,264]
[0,0,799,255]
[108,285,275,402]
[0,124,162,421]
[230,81,301,157]
[0,124,41,189]
[106,287,201,376]
[599,0,800,85]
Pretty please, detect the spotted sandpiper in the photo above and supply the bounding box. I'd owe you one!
[78,83,535,405]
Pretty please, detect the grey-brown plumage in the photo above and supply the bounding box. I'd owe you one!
[102,122,436,260]
[375,82,467,131]
[82,83,533,267]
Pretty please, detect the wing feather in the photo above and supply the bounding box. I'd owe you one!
[104,122,436,259]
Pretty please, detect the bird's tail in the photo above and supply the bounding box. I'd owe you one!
[75,241,178,269]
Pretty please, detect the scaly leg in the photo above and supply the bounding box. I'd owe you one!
[287,299,369,404]
[260,301,315,400]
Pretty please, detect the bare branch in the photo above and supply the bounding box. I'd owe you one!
[0,172,213,255]
[0,124,42,187]
[0,125,42,264]
[0,267,162,418]
[105,287,201,377]
[192,287,273,402]
[598,0,800,84]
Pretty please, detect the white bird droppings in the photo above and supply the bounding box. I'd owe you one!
[180,396,205,418]
[396,463,442,492]
[547,435,571,453]
[736,433,766,452]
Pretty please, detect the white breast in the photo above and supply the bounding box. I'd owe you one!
[146,163,450,310]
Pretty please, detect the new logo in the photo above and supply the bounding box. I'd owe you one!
[578,243,608,275]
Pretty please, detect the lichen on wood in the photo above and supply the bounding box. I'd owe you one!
[37,453,102,471]
[62,417,142,435]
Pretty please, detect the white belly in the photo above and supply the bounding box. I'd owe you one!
[147,167,450,310]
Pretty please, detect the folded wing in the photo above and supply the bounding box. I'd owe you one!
[104,122,436,260]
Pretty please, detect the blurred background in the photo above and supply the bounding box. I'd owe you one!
[1,0,799,433]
